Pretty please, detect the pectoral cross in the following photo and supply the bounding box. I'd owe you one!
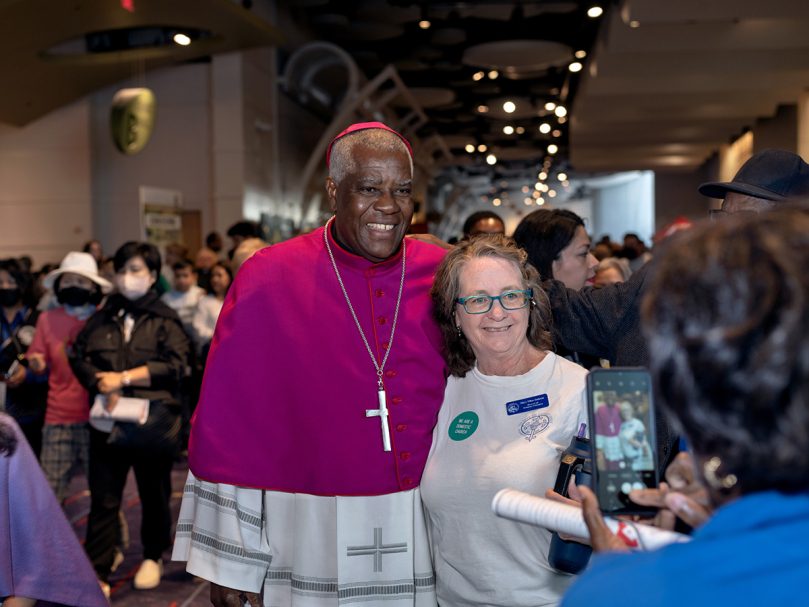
[366,386,391,452]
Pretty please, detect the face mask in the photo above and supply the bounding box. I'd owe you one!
[118,273,153,301]
[0,288,21,307]
[57,287,93,307]
[64,303,96,320]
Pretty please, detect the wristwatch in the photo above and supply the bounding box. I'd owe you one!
[121,370,132,387]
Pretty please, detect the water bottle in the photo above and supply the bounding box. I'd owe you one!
[547,429,593,574]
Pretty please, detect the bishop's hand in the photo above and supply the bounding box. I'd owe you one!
[210,582,262,607]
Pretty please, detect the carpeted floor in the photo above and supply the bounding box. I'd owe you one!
[62,460,213,606]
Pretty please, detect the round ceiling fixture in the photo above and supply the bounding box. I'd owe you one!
[462,40,572,78]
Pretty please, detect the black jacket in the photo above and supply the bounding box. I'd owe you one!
[70,292,190,409]
[543,263,678,473]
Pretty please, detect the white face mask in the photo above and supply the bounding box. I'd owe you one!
[118,273,153,300]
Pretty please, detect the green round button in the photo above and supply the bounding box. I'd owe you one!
[448,411,479,441]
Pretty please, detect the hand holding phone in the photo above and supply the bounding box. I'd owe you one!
[587,367,659,516]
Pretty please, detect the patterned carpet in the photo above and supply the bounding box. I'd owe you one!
[62,460,213,606]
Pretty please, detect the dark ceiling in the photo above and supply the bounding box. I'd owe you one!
[285,0,607,176]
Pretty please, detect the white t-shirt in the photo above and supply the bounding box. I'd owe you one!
[421,352,588,607]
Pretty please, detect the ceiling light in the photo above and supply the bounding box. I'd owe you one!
[493,198,502,206]
[488,70,499,79]
[503,125,515,135]
[540,183,549,192]
[473,71,485,81]
[521,185,530,193]
[477,104,489,113]
[575,50,587,59]
[419,20,431,29]
[477,144,487,152]
[524,197,533,205]
[534,182,542,190]
[173,33,192,46]
[486,154,497,165]
[554,105,567,118]
[587,6,603,18]
[558,116,567,124]
[630,20,640,28]
[547,144,558,154]
[538,171,547,180]
[539,123,551,134]
[552,129,562,138]
[465,144,475,153]
[568,62,583,73]
[532,190,540,199]
[516,126,525,134]
[548,190,557,198]
[537,197,545,205]
[557,172,568,181]
[562,180,570,187]
[503,101,516,113]
[544,102,556,111]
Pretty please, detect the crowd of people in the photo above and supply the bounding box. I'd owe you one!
[1,122,807,607]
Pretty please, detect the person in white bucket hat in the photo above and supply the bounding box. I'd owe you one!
[25,251,111,505]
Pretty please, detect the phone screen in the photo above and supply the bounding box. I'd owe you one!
[587,368,658,514]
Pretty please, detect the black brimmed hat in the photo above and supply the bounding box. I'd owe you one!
[698,149,809,201]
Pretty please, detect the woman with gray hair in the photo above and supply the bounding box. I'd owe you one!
[421,234,589,606]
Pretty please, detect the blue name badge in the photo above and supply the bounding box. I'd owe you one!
[505,394,549,415]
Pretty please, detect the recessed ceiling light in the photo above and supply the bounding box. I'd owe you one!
[547,144,559,154]
[477,104,489,113]
[552,129,562,138]
[538,171,547,180]
[477,144,487,152]
[558,116,567,124]
[539,123,551,134]
[522,185,530,193]
[537,197,545,205]
[524,197,533,205]
[587,6,603,18]
[419,20,431,29]
[465,144,475,153]
[486,154,497,165]
[488,70,499,79]
[548,190,557,198]
[557,172,568,181]
[173,33,191,46]
[630,20,640,28]
[555,106,567,118]
[493,198,502,206]
[516,126,525,134]
[544,102,556,111]
[503,125,515,135]
[473,71,485,81]
[575,50,587,59]
[503,101,516,113]
[568,62,583,73]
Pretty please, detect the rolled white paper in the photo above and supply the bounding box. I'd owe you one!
[492,488,690,551]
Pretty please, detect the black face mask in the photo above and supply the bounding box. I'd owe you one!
[0,288,21,308]
[56,287,93,307]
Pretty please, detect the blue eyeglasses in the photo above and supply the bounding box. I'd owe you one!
[456,289,533,314]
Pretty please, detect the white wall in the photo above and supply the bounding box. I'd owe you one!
[90,62,213,254]
[0,101,93,266]
[590,171,655,243]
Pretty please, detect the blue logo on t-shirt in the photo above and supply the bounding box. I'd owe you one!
[505,394,549,415]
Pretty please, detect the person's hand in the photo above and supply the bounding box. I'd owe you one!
[5,364,26,387]
[578,485,631,553]
[95,371,123,394]
[104,391,121,413]
[26,353,47,374]
[210,583,262,607]
[629,452,713,529]
[545,477,589,543]
[406,233,455,250]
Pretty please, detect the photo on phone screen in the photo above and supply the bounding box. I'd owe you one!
[587,368,658,515]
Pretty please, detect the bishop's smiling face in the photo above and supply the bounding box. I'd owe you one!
[327,143,414,263]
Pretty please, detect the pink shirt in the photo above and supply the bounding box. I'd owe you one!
[189,227,448,496]
[27,307,90,425]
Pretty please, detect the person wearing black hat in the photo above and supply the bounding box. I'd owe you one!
[541,149,809,478]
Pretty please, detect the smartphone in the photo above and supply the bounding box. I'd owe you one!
[586,367,659,515]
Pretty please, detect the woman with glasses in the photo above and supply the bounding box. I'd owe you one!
[421,235,589,606]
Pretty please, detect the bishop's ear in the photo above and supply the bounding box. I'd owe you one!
[325,177,339,212]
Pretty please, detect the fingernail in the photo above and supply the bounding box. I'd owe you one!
[666,493,693,517]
